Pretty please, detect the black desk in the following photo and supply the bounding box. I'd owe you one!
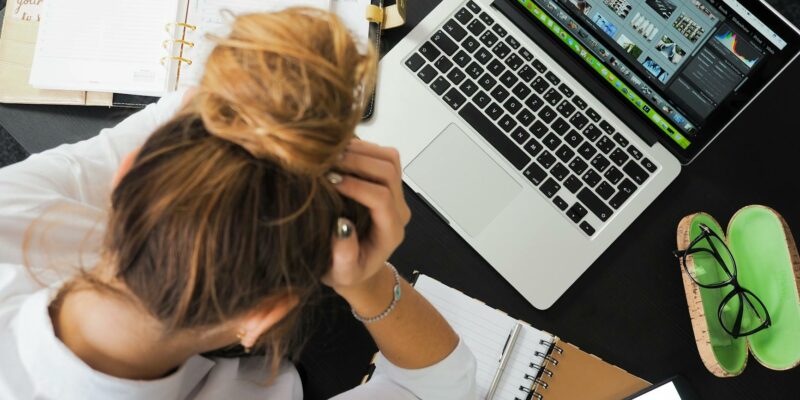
[2,1,799,399]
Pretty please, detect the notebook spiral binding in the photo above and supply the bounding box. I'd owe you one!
[162,22,197,68]
[516,337,564,400]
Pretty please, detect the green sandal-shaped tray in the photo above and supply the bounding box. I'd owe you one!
[676,205,800,377]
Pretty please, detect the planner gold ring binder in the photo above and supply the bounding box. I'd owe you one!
[365,0,406,29]
[165,22,197,33]
[163,39,195,49]
[161,56,193,66]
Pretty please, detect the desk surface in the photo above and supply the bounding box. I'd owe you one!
[2,1,800,399]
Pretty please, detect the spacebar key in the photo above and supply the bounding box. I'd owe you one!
[459,103,531,170]
[577,188,613,222]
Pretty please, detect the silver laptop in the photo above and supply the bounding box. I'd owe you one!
[360,0,800,309]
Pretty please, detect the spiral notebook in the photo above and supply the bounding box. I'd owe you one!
[364,274,650,400]
[22,0,393,103]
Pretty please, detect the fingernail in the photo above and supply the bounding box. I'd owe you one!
[327,172,343,185]
[336,217,353,239]
[337,152,346,162]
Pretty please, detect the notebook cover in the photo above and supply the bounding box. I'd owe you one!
[532,339,650,400]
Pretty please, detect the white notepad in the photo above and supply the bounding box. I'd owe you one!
[29,0,369,96]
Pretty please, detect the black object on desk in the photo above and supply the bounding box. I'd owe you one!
[2,1,800,399]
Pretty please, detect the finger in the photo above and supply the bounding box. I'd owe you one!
[339,152,400,191]
[346,140,401,173]
[321,218,362,287]
[334,175,402,245]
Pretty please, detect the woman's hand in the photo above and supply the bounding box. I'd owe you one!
[322,140,411,306]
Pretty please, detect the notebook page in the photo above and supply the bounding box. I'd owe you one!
[331,0,371,48]
[29,0,183,96]
[415,275,518,398]
[493,324,554,399]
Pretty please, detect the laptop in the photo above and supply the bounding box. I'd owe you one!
[360,0,800,309]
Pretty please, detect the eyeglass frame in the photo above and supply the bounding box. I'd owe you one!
[673,223,772,338]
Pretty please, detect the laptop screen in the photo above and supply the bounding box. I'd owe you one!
[508,0,800,162]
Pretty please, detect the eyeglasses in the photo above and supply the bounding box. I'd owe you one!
[673,223,771,338]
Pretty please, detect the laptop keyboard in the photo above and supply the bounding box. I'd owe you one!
[404,0,659,237]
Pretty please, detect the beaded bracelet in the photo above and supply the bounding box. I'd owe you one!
[351,262,402,324]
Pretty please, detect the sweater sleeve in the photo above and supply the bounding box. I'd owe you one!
[331,337,478,400]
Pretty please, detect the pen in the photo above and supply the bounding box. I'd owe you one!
[486,322,522,400]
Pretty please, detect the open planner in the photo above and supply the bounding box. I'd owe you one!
[384,275,651,400]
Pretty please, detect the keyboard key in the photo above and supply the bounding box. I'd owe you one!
[609,148,629,166]
[578,188,612,221]
[552,118,570,136]
[572,96,587,110]
[486,103,503,120]
[612,133,629,147]
[543,133,560,151]
[558,83,574,97]
[530,121,548,138]
[479,31,498,48]
[618,178,636,195]
[523,163,547,185]
[505,53,523,70]
[479,11,494,25]
[531,76,550,93]
[492,24,507,37]
[443,88,466,110]
[503,97,522,115]
[596,136,615,153]
[599,120,615,135]
[568,158,588,175]
[609,179,636,209]
[538,106,556,123]
[568,112,588,130]
[505,36,520,49]
[565,130,583,148]
[627,145,643,160]
[459,103,531,170]
[447,68,466,85]
[596,181,615,200]
[430,76,451,95]
[567,203,588,223]
[551,163,569,181]
[443,19,467,41]
[499,71,518,88]
[487,59,505,76]
[578,142,597,160]
[532,59,547,73]
[553,196,569,211]
[604,166,623,185]
[467,19,486,36]
[498,115,516,132]
[590,154,610,172]
[512,82,531,100]
[473,91,491,108]
[466,62,484,79]
[556,100,576,118]
[524,93,544,112]
[478,73,497,90]
[519,48,534,61]
[555,145,575,163]
[641,158,657,173]
[523,138,543,157]
[434,56,453,73]
[406,53,426,72]
[463,37,480,53]
[466,1,481,13]
[544,88,563,106]
[432,31,458,55]
[455,7,473,25]
[511,127,530,144]
[517,109,535,127]
[545,71,560,85]
[564,175,583,193]
[580,221,596,236]
[518,65,537,82]
[417,64,438,83]
[582,169,601,187]
[540,178,561,198]
[419,42,441,61]
[492,42,511,59]
[490,85,510,102]
[582,124,602,141]
[453,50,471,67]
[459,79,478,96]
[623,160,649,185]
[475,48,492,64]
[586,107,601,122]
[537,151,556,169]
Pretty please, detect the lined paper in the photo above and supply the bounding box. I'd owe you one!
[29,0,182,95]
[415,275,554,399]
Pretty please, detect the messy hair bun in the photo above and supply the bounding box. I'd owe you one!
[194,8,377,174]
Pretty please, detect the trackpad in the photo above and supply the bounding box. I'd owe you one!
[405,124,521,237]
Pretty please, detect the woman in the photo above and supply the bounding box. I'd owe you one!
[0,9,477,399]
